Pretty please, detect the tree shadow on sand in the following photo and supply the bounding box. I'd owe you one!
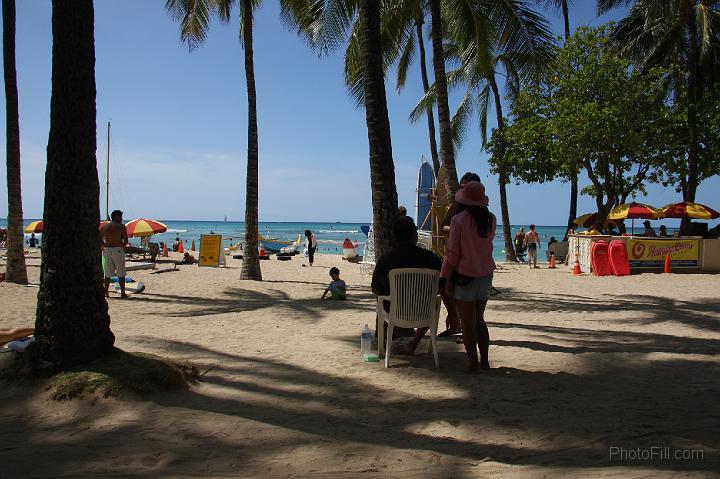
[129,286,377,320]
[490,288,720,333]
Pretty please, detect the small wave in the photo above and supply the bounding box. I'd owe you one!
[165,229,187,233]
[318,229,358,233]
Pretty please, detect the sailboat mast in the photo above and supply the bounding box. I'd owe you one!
[106,121,110,220]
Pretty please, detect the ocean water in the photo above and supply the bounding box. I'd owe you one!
[2,219,569,262]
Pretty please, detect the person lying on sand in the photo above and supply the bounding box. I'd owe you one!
[176,252,196,265]
[0,327,34,347]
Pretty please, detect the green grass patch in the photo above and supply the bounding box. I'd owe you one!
[1,347,199,400]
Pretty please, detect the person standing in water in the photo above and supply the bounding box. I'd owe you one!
[304,230,318,266]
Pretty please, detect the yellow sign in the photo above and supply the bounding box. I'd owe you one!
[199,234,223,268]
[626,238,699,268]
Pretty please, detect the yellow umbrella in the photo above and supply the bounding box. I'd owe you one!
[656,202,719,220]
[24,220,43,233]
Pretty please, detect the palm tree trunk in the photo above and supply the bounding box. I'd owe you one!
[359,0,398,258]
[428,0,459,199]
[561,0,577,241]
[3,0,27,284]
[240,0,262,281]
[34,0,115,373]
[489,76,517,262]
[684,0,699,203]
[415,13,440,178]
[561,0,570,41]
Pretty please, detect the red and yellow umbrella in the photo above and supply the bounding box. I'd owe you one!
[24,220,43,233]
[656,202,719,220]
[607,202,660,220]
[125,218,167,237]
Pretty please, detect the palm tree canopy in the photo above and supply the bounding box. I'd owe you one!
[165,0,262,49]
[410,0,556,148]
[597,0,720,81]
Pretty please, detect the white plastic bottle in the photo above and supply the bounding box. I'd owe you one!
[360,324,373,355]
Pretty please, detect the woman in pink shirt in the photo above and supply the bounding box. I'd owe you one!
[443,181,496,372]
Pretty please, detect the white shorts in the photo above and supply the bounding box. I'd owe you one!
[103,247,126,278]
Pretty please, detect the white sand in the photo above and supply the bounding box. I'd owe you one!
[1,250,719,477]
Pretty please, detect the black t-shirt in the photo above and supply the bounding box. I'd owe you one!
[371,244,442,296]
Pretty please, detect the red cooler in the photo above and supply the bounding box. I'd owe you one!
[609,240,631,276]
[590,240,612,276]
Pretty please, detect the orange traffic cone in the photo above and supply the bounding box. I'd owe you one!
[549,252,556,269]
[259,242,265,257]
[664,253,672,273]
[191,239,196,251]
[572,257,582,275]
[178,240,184,254]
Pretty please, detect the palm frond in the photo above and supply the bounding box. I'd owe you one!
[477,84,491,147]
[396,28,416,92]
[597,0,633,15]
[165,0,213,50]
[409,84,437,123]
[343,19,364,107]
[450,90,475,149]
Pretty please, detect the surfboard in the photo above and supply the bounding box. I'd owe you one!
[416,159,435,231]
[609,240,631,276]
[590,241,612,276]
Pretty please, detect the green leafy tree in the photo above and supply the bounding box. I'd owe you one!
[496,26,672,224]
[2,0,27,284]
[34,0,115,372]
[166,0,263,280]
[597,0,720,203]
[540,0,579,237]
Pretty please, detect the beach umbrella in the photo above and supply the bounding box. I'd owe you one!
[607,202,660,234]
[607,202,660,220]
[573,213,598,228]
[656,202,719,220]
[24,220,43,233]
[573,213,616,229]
[125,218,167,237]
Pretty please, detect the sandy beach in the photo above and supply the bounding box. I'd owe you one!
[1,250,719,478]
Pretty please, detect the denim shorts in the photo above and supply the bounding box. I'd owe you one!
[453,275,493,301]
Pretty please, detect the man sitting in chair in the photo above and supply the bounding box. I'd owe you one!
[371,216,442,355]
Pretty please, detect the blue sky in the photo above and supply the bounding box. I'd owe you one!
[0,1,718,225]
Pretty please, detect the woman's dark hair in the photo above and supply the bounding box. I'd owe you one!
[304,230,311,237]
[460,172,480,184]
[465,205,493,237]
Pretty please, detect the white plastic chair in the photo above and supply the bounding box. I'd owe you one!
[376,268,441,368]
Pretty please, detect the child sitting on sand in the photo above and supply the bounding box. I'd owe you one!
[321,267,347,300]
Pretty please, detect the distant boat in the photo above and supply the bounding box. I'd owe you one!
[224,215,227,222]
[258,233,294,253]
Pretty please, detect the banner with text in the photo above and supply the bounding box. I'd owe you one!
[627,238,699,268]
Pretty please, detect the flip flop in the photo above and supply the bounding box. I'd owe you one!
[438,328,462,338]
